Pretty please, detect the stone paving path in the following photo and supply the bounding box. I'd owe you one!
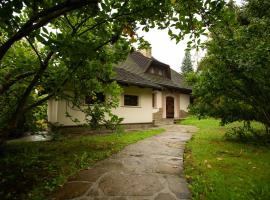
[54,124,197,200]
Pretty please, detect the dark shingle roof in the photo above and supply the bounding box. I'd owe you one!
[114,68,162,89]
[129,52,152,71]
[113,52,191,94]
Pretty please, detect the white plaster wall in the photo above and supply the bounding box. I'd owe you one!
[47,86,153,126]
[47,98,87,126]
[152,90,162,113]
[112,86,153,124]
[180,94,190,112]
[155,91,162,108]
[46,87,190,125]
[47,99,58,123]
[57,100,87,126]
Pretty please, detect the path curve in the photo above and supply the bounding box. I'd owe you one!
[54,124,197,200]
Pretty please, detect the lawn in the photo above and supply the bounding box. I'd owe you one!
[0,128,164,200]
[181,117,270,200]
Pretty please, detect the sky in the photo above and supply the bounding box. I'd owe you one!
[138,29,203,72]
[137,28,203,72]
[137,0,244,72]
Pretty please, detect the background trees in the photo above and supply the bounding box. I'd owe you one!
[189,0,270,130]
[181,49,193,73]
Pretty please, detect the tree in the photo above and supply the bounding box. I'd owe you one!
[181,50,193,73]
[189,0,270,129]
[0,0,226,144]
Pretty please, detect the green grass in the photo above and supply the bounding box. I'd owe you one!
[0,128,164,200]
[181,117,270,200]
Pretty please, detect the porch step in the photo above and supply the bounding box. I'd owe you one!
[154,118,174,126]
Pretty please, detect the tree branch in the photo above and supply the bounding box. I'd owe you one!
[64,14,76,33]
[24,94,55,112]
[78,7,141,37]
[0,71,35,94]
[7,51,54,130]
[0,0,98,61]
[25,36,42,64]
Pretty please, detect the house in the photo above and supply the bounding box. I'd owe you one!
[47,49,192,129]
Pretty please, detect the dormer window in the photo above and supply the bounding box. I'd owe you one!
[147,66,168,78]
[144,59,171,79]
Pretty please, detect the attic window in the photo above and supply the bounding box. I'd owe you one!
[158,69,163,76]
[124,95,139,106]
[148,66,168,78]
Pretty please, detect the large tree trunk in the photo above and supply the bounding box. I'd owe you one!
[1,52,54,144]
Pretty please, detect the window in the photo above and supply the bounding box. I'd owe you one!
[85,93,105,105]
[152,93,156,108]
[148,66,168,78]
[124,95,139,106]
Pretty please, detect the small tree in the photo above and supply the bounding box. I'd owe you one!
[181,50,193,73]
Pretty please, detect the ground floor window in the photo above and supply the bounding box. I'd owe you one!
[124,95,139,106]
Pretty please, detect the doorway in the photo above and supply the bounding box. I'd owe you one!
[166,96,174,118]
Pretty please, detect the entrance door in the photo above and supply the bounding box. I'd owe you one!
[166,96,174,118]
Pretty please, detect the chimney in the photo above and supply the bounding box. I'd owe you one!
[139,47,152,58]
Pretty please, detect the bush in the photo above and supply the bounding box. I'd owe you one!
[225,122,270,145]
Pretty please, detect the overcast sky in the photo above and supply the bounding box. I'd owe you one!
[137,0,244,72]
[137,28,202,72]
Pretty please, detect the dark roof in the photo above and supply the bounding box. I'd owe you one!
[113,52,192,94]
[114,68,162,89]
[129,52,152,71]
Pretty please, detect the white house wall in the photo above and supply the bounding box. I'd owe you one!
[48,98,87,126]
[47,99,58,123]
[152,90,162,113]
[57,99,86,126]
[47,87,191,126]
[47,86,154,126]
[112,86,153,124]
[179,94,190,112]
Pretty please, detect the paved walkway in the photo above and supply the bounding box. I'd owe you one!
[54,125,197,200]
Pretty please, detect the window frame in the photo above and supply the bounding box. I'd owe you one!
[123,94,140,107]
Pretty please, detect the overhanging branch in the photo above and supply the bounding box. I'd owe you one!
[0,0,98,61]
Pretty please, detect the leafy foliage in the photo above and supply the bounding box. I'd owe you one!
[189,0,270,128]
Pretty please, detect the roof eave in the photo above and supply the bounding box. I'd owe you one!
[115,79,162,90]
[160,84,192,94]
